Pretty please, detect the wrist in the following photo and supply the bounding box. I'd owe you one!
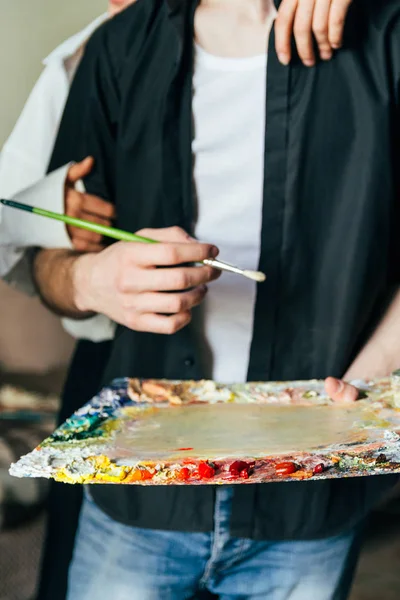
[346,339,400,381]
[72,253,97,314]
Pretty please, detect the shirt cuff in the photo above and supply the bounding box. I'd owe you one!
[61,314,116,341]
[2,165,73,249]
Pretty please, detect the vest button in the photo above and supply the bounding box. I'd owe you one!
[184,357,194,367]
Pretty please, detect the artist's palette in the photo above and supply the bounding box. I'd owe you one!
[9,376,400,485]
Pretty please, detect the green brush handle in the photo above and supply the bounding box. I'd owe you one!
[0,198,267,282]
[33,206,157,244]
[0,199,156,244]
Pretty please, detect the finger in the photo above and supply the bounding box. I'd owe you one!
[136,226,195,244]
[65,189,82,217]
[328,0,352,49]
[67,157,94,184]
[312,0,333,60]
[125,241,219,268]
[68,228,102,244]
[275,0,298,65]
[80,211,113,227]
[130,311,192,335]
[130,286,207,314]
[325,377,359,403]
[80,194,115,219]
[120,265,220,293]
[293,0,316,67]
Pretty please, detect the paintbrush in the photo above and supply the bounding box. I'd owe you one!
[0,199,266,283]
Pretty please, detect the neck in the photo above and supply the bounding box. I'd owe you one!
[195,0,276,58]
[200,0,275,23]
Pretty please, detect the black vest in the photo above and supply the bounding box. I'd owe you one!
[49,0,400,539]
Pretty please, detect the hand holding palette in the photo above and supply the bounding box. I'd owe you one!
[9,375,400,485]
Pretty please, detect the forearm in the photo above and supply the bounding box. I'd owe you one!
[345,289,400,380]
[33,248,95,320]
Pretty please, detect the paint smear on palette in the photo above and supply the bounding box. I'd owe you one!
[114,404,380,460]
[9,376,400,485]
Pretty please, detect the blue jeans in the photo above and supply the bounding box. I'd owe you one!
[67,487,362,600]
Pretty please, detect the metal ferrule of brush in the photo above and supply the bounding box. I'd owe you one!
[202,258,244,276]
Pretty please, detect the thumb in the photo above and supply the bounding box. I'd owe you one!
[67,156,94,184]
[325,377,359,404]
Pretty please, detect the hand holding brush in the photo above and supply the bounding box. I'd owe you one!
[0,198,265,283]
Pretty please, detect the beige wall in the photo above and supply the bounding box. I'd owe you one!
[0,0,105,374]
[0,0,104,145]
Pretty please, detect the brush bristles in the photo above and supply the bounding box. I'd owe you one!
[243,270,266,283]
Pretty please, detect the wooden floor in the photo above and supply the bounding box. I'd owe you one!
[351,510,400,600]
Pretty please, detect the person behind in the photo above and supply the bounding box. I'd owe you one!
[0,3,136,599]
[14,1,353,599]
[0,12,119,296]
[0,0,349,598]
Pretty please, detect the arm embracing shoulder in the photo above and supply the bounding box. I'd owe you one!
[34,24,120,314]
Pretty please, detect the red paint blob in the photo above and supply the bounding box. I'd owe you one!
[198,461,215,479]
[177,467,190,481]
[229,460,254,479]
[313,463,325,475]
[176,447,194,451]
[275,462,297,476]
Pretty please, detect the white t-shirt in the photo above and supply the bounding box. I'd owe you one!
[192,45,268,383]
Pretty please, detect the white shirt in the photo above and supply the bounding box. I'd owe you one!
[192,45,268,383]
[0,14,115,341]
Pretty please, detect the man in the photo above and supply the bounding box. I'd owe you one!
[0,2,133,320]
[0,0,353,358]
[0,4,135,599]
[0,3,350,599]
[0,0,352,281]
[34,0,396,598]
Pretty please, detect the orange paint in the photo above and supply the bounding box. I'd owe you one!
[275,462,297,476]
[289,469,313,480]
[126,468,154,482]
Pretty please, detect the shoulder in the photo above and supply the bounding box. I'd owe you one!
[350,0,400,32]
[343,1,400,63]
[4,61,68,148]
[43,14,107,66]
[364,1,400,67]
[347,1,400,97]
[84,0,178,76]
[365,0,400,24]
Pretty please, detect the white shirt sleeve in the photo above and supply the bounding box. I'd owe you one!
[62,315,117,341]
[0,62,69,198]
[0,60,70,276]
